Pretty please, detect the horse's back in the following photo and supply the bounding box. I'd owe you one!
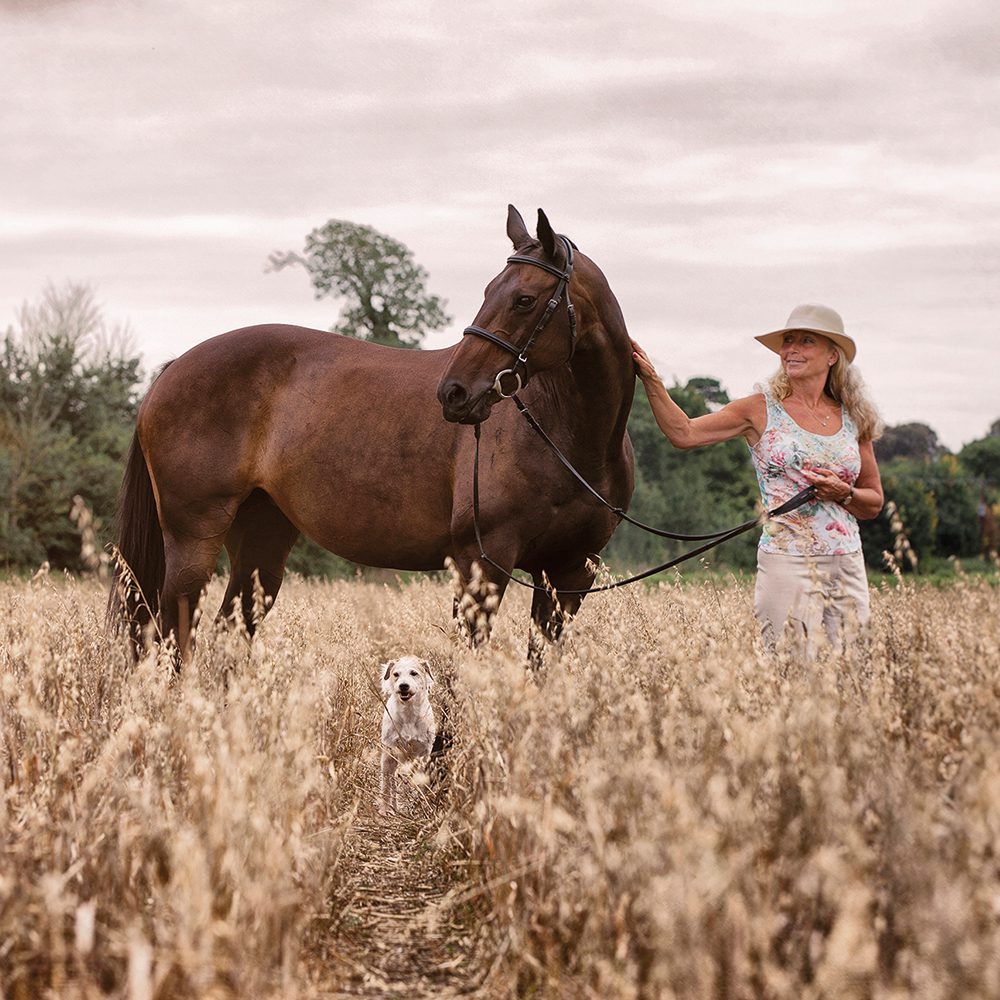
[137,325,464,568]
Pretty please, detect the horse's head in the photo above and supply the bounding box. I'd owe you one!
[437,205,579,424]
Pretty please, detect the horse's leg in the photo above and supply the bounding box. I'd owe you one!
[156,494,243,662]
[449,553,510,647]
[528,558,597,670]
[220,491,300,636]
[160,529,230,662]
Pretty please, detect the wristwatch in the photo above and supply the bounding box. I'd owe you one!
[843,486,855,506]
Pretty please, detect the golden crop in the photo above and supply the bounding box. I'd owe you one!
[1,568,998,999]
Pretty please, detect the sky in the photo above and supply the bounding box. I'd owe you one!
[3,0,998,452]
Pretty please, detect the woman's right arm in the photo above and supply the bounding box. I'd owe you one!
[631,338,762,449]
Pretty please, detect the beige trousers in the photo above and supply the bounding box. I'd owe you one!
[754,549,871,658]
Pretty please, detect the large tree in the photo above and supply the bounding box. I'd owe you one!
[267,220,451,349]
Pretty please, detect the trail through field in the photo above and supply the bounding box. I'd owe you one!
[316,781,491,999]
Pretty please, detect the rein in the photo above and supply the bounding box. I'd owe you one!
[472,414,817,595]
[461,230,816,596]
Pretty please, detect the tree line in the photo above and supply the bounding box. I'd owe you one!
[603,379,1000,574]
[3,222,997,577]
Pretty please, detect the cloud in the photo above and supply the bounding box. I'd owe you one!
[1,0,998,450]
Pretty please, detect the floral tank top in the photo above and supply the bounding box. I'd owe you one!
[749,391,862,555]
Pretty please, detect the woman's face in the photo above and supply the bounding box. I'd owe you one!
[779,331,837,380]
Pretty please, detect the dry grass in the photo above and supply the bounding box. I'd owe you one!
[2,566,999,998]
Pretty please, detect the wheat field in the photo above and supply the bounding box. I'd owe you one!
[1,564,999,999]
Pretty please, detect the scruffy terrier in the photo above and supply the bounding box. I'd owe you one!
[379,656,436,816]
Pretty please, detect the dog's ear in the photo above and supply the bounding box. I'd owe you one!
[382,660,394,682]
[420,658,434,687]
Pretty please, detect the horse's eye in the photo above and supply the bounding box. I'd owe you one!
[515,295,536,309]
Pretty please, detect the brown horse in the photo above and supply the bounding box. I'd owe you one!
[109,206,635,658]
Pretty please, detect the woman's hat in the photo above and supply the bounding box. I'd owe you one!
[755,303,856,363]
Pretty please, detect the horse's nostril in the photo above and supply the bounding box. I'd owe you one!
[441,380,469,409]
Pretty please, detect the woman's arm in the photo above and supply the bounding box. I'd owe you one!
[802,440,884,520]
[631,338,762,448]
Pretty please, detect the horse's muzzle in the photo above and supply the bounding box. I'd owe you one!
[437,378,495,424]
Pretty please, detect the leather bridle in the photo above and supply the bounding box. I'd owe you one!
[461,233,819,596]
[462,234,578,398]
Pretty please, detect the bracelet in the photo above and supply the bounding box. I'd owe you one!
[842,486,855,506]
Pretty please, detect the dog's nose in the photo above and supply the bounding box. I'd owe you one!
[398,683,410,693]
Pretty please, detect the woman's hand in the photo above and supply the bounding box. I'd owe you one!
[802,465,852,503]
[630,338,661,383]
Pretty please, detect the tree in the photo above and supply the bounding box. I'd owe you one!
[606,378,760,572]
[0,283,143,571]
[959,435,1000,489]
[685,376,729,407]
[267,220,451,349]
[860,453,982,568]
[874,422,947,463]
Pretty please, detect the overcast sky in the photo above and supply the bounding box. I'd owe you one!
[3,0,998,451]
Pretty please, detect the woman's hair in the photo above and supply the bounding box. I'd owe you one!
[766,346,883,442]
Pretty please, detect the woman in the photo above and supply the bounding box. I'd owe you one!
[631,303,884,657]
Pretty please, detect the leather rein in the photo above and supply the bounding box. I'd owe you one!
[463,236,817,596]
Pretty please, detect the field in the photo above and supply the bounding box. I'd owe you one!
[2,566,999,999]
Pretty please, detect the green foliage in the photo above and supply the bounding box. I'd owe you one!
[958,435,1000,489]
[859,453,982,569]
[874,422,945,462]
[285,535,359,580]
[605,379,760,572]
[267,220,451,349]
[0,284,143,572]
[859,462,936,570]
[2,280,995,586]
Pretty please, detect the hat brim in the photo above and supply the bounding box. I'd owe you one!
[755,328,856,363]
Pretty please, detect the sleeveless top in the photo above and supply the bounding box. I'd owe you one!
[749,391,862,555]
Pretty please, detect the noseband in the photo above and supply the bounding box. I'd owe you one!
[462,235,578,398]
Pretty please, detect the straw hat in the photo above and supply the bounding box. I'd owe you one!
[755,303,856,363]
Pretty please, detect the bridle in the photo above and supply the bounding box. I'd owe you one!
[462,234,578,398]
[461,233,818,597]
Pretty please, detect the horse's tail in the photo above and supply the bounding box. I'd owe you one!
[106,428,164,655]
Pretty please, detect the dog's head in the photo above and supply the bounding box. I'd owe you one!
[381,655,434,703]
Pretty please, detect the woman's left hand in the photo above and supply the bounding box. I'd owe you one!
[802,466,852,503]
[630,338,661,383]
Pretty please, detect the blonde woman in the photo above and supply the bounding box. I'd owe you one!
[631,304,884,656]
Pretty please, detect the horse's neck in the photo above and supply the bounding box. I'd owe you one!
[542,308,635,459]
[575,329,635,441]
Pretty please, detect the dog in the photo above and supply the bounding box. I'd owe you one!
[379,655,436,816]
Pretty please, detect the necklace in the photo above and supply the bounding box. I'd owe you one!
[796,395,832,427]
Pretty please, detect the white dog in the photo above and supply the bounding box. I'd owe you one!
[379,656,436,816]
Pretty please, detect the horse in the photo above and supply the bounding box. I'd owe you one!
[108,205,636,661]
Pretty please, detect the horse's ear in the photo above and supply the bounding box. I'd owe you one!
[506,204,531,250]
[536,208,558,258]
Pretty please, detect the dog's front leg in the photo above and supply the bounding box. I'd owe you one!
[379,750,398,816]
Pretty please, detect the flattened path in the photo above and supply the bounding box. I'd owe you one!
[313,785,496,999]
